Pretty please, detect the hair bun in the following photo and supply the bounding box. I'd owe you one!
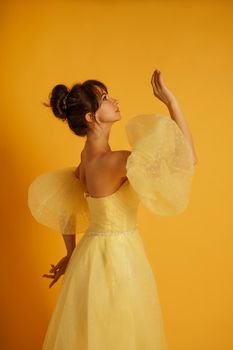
[49,84,70,120]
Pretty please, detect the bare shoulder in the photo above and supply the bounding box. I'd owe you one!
[75,149,132,183]
[106,150,132,178]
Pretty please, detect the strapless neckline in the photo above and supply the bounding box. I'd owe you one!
[84,179,129,200]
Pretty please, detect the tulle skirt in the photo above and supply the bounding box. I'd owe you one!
[42,228,168,350]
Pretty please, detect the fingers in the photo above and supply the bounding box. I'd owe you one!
[42,269,62,287]
[151,70,157,86]
[54,257,66,270]
[50,262,60,272]
[151,69,161,96]
[43,264,60,279]
[151,70,160,85]
[42,257,70,288]
[156,70,168,93]
[49,264,55,273]
[49,266,67,288]
[49,266,61,275]
[42,273,54,279]
[49,259,64,273]
[157,70,164,87]
[49,272,61,288]
[151,70,155,85]
[154,70,161,92]
[151,71,156,91]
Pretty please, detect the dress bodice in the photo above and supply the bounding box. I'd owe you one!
[83,179,140,233]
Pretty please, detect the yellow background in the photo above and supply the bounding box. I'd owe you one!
[1,0,233,349]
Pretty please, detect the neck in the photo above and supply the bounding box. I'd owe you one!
[85,123,112,155]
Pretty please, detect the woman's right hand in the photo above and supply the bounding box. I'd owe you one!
[42,255,71,288]
[151,69,177,106]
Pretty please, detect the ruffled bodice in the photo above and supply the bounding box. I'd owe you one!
[28,114,195,236]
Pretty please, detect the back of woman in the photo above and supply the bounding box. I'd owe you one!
[76,148,131,198]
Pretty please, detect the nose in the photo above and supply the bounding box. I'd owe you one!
[110,96,119,106]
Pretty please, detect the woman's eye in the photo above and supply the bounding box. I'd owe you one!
[103,95,108,100]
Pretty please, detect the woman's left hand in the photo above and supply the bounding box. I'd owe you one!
[151,69,177,106]
[42,255,71,288]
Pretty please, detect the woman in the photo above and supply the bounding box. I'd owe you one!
[28,69,197,349]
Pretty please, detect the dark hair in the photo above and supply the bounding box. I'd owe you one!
[43,80,108,137]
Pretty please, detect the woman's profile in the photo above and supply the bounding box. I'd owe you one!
[28,69,197,349]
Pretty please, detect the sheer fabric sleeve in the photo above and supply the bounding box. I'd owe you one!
[28,166,90,235]
[125,114,195,215]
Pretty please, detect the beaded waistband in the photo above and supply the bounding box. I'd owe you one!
[85,227,138,237]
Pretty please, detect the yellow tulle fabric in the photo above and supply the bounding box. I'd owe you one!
[28,167,90,235]
[28,114,194,236]
[41,228,168,350]
[125,113,195,215]
[27,114,195,350]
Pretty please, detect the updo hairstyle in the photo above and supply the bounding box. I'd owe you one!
[43,80,108,137]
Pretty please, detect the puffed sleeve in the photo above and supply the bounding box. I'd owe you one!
[125,113,195,215]
[28,166,90,235]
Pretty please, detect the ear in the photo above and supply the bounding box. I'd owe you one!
[85,112,95,123]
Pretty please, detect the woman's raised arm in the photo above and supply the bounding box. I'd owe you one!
[151,69,198,165]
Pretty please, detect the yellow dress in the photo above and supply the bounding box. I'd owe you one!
[28,114,195,350]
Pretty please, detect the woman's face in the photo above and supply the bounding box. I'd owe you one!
[94,85,121,123]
